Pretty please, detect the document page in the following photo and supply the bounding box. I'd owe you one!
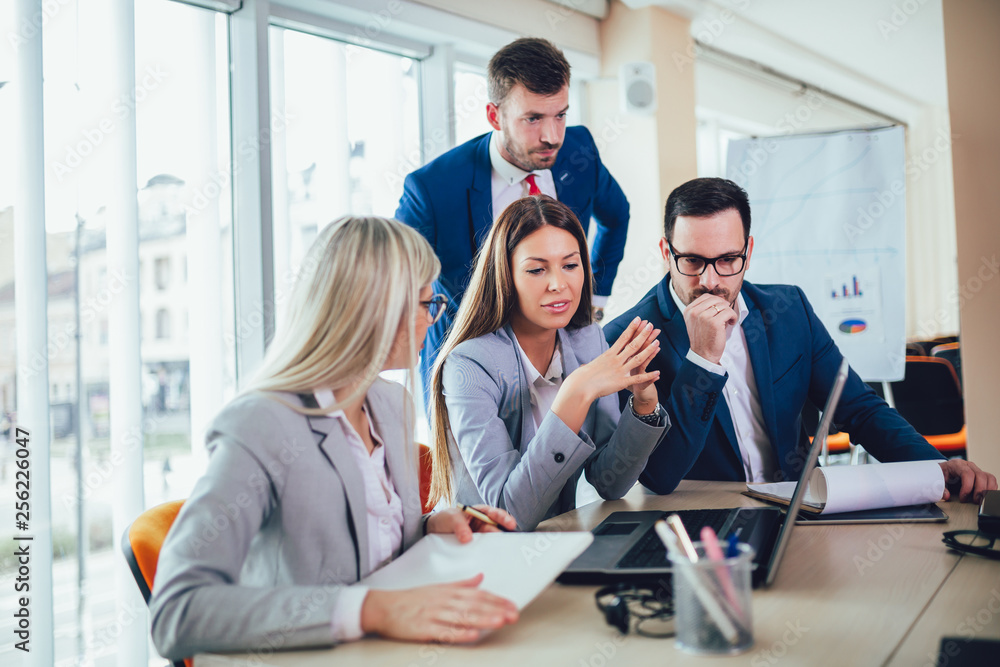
[746,460,944,514]
[361,531,594,610]
[816,460,944,514]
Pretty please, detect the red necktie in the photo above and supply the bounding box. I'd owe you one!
[525,174,542,196]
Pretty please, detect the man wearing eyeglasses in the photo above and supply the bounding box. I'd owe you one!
[607,177,996,503]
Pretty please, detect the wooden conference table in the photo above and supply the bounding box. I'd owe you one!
[196,480,999,667]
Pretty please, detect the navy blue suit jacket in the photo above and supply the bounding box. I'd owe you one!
[395,126,629,384]
[605,276,943,494]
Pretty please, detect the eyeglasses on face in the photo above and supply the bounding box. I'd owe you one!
[667,241,748,277]
[420,294,448,324]
[942,530,1000,561]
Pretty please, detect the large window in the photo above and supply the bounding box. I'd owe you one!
[0,0,15,479]
[1,1,526,664]
[0,2,234,665]
[268,26,421,326]
[454,65,491,145]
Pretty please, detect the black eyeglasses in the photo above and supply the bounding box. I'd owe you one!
[595,584,675,638]
[942,530,1000,561]
[420,294,448,325]
[667,241,748,277]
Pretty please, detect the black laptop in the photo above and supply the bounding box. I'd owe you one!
[558,359,850,588]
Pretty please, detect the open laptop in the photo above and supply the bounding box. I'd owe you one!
[558,358,850,588]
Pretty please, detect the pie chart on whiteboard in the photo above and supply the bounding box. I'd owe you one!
[839,319,868,334]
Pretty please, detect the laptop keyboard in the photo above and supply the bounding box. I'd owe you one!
[615,509,731,569]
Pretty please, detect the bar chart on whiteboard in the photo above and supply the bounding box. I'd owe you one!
[824,267,884,343]
[727,126,906,381]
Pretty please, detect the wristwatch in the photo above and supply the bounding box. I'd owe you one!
[629,395,664,426]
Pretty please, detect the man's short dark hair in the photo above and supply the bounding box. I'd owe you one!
[487,38,571,106]
[663,177,751,242]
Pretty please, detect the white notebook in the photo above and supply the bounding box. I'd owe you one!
[746,459,945,514]
[362,531,594,609]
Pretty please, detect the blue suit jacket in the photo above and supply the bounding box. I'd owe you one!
[395,127,630,384]
[605,277,943,494]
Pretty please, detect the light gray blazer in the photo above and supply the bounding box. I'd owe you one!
[443,323,669,531]
[148,381,424,661]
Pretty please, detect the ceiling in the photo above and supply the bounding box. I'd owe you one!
[623,0,949,122]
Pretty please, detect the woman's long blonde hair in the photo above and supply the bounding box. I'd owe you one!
[428,196,592,504]
[244,215,440,415]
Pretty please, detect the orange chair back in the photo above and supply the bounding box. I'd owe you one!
[121,500,190,667]
[891,356,966,456]
[825,431,851,455]
[418,443,435,513]
[930,342,962,388]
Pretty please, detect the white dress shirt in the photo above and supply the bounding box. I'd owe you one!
[488,132,608,309]
[668,282,777,482]
[489,131,557,219]
[314,388,404,641]
[511,333,603,506]
[511,333,564,431]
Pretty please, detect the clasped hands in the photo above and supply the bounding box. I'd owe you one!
[558,316,662,416]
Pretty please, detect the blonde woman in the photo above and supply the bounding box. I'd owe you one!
[149,217,518,662]
[430,196,670,531]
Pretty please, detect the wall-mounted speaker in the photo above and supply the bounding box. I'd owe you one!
[620,61,657,115]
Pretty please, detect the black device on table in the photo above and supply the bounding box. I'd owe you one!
[560,359,850,589]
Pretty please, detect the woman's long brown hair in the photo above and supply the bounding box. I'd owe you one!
[428,195,593,505]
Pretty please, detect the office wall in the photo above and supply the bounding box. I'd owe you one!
[942,0,1000,474]
[413,0,600,56]
[588,0,699,319]
[693,42,961,343]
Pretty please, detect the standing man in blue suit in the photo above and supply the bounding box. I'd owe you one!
[606,177,996,502]
[395,38,630,392]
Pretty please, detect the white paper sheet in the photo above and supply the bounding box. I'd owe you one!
[361,531,594,610]
[816,460,944,514]
[747,460,944,514]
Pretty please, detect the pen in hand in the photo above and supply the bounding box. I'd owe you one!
[461,505,515,532]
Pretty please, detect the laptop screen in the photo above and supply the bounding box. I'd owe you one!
[763,358,850,586]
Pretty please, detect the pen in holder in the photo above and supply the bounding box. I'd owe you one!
[670,541,755,655]
[654,521,754,655]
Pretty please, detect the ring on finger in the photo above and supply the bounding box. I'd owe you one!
[713,305,721,314]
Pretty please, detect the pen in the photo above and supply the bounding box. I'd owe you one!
[702,526,744,619]
[666,514,699,562]
[726,533,740,558]
[654,521,739,642]
[460,504,514,532]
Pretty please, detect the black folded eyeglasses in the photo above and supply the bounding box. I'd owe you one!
[942,530,1000,561]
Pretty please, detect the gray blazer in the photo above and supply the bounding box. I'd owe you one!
[149,381,424,661]
[443,323,669,530]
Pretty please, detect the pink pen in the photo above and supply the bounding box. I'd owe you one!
[701,526,744,619]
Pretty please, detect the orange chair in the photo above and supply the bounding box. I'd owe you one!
[803,401,855,464]
[121,500,190,667]
[887,356,966,457]
[920,335,959,348]
[418,443,435,513]
[930,342,962,388]
[825,431,852,455]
